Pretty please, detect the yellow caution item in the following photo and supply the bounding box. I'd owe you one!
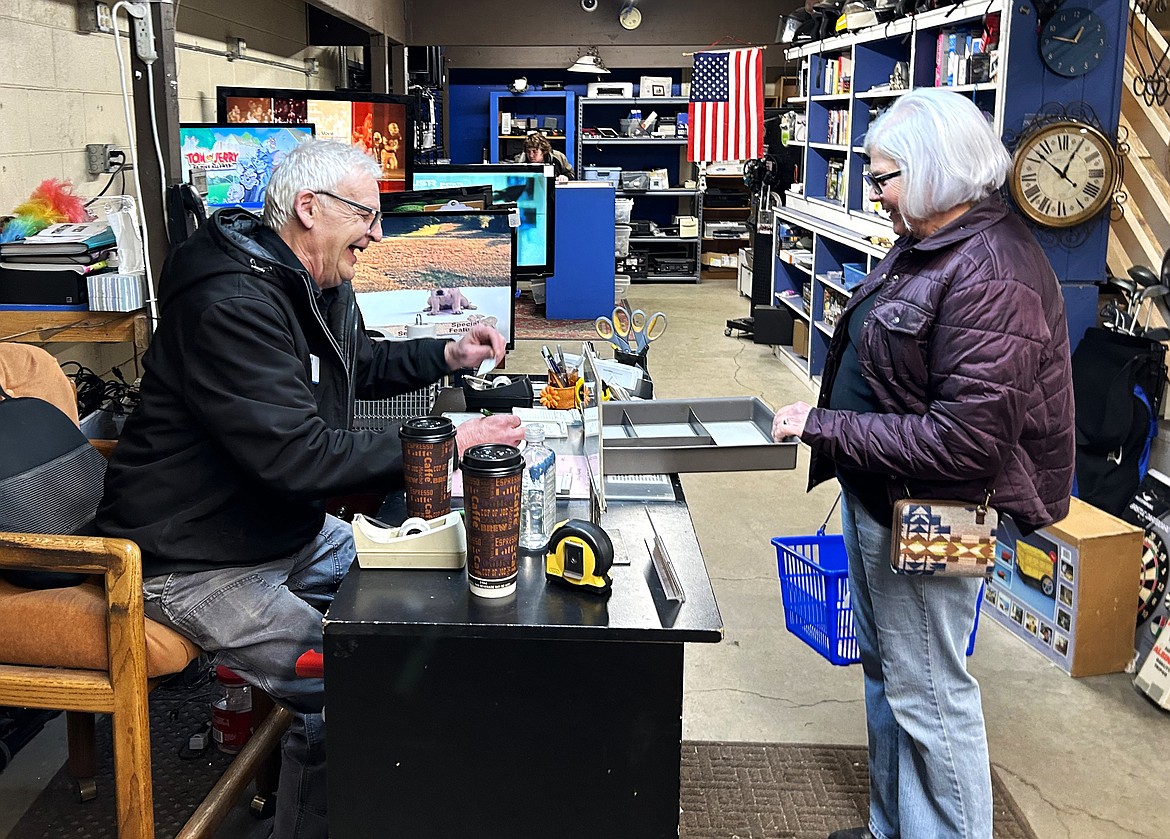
[545,519,614,595]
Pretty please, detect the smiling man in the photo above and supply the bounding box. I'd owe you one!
[97,140,522,839]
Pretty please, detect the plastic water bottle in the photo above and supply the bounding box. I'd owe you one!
[519,424,557,551]
[211,666,253,754]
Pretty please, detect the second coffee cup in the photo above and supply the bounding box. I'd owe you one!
[399,416,457,520]
[461,443,523,598]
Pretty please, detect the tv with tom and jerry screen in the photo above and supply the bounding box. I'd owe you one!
[178,123,314,211]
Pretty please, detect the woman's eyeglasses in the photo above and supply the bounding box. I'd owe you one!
[863,169,902,195]
[317,191,382,234]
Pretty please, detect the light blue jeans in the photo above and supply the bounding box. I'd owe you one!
[840,490,991,839]
[142,514,354,839]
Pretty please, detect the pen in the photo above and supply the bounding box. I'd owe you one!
[541,346,565,387]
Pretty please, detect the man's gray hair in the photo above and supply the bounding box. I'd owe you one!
[262,139,381,230]
[863,88,1010,222]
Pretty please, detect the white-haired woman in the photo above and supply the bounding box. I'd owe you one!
[772,89,1075,839]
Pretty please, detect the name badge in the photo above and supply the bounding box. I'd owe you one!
[310,354,320,384]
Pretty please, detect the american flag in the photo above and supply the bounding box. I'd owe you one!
[688,47,764,163]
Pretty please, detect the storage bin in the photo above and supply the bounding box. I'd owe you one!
[614,273,631,305]
[842,262,866,290]
[614,198,634,225]
[615,224,632,258]
[620,171,651,191]
[772,535,859,665]
[583,166,622,187]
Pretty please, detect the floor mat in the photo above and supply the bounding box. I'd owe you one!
[680,741,1038,839]
[9,705,1037,839]
[512,292,606,342]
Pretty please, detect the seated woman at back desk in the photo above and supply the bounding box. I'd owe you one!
[513,132,573,183]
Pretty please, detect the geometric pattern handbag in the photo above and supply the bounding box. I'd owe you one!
[891,498,999,577]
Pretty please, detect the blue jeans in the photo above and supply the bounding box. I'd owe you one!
[142,514,354,839]
[840,491,991,839]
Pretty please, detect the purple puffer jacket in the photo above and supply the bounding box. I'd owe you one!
[805,194,1074,530]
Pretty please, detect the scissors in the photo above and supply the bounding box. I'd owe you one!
[630,310,668,351]
[595,306,634,352]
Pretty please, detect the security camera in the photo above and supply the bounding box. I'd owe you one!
[581,0,598,11]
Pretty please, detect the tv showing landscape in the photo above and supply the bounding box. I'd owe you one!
[353,209,516,348]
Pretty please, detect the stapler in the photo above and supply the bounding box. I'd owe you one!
[352,512,466,569]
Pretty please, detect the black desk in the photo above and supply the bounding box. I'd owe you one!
[323,493,723,838]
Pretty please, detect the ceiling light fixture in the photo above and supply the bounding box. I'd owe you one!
[566,46,610,74]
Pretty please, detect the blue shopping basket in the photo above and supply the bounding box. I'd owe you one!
[772,533,983,666]
[773,534,859,665]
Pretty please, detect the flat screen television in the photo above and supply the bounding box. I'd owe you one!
[216,87,413,193]
[412,164,554,277]
[381,186,494,214]
[178,123,314,211]
[352,209,517,349]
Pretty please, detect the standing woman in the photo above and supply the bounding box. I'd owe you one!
[772,88,1074,839]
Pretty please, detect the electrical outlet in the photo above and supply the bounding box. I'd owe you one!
[78,1,115,35]
[86,143,116,176]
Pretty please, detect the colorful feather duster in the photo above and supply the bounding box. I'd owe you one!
[0,179,90,244]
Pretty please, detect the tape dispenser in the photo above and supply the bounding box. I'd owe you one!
[352,512,466,569]
[545,519,614,595]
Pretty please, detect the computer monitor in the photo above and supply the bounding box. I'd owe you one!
[381,186,494,214]
[178,123,314,211]
[412,164,554,277]
[352,209,517,349]
[216,87,413,193]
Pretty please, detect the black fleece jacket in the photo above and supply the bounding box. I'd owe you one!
[96,209,451,575]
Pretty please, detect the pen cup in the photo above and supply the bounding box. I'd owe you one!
[540,384,577,410]
[398,416,457,520]
[461,444,523,598]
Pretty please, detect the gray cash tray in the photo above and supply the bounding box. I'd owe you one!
[601,397,797,474]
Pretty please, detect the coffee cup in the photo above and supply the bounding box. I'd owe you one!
[398,416,457,520]
[461,443,523,598]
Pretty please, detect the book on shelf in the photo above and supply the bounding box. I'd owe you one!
[0,222,116,256]
[0,247,114,266]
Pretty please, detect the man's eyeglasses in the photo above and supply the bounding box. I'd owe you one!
[317,191,382,234]
[863,169,902,195]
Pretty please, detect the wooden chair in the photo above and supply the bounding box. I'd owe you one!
[0,345,291,839]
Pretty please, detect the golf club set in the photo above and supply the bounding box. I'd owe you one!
[1100,249,1170,340]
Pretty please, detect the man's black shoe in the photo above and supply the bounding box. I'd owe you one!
[827,828,874,839]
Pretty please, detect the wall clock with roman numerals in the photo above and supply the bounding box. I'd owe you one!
[1008,119,1118,228]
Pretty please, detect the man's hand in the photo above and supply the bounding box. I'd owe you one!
[456,413,525,452]
[444,324,506,371]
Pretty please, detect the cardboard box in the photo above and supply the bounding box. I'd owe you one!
[639,76,672,98]
[1135,620,1170,709]
[792,319,809,358]
[983,497,1142,677]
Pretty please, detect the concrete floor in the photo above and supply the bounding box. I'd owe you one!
[3,279,1169,837]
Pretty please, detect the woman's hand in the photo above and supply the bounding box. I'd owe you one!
[456,413,525,451]
[444,324,506,371]
[555,174,569,184]
[772,401,813,441]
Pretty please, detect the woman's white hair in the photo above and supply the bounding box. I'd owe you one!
[262,140,381,230]
[863,88,1010,222]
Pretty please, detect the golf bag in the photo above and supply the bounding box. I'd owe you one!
[1072,327,1167,516]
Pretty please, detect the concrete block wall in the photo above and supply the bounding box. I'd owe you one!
[0,0,335,375]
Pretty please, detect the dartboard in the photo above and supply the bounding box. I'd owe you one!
[1138,531,1169,625]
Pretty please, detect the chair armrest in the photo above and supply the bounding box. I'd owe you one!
[89,439,117,460]
[0,532,139,578]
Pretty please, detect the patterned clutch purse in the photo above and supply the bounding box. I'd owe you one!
[891,498,999,577]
